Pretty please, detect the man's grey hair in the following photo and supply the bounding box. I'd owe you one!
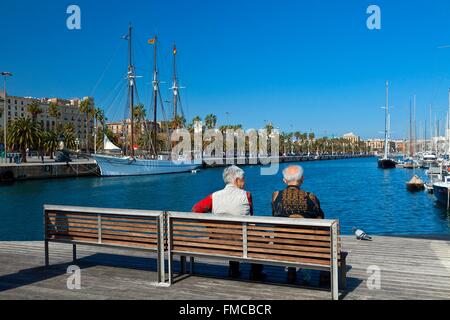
[282,165,304,183]
[223,165,245,184]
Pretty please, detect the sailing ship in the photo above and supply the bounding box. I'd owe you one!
[93,25,201,176]
[378,81,397,169]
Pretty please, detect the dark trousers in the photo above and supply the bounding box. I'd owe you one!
[229,261,263,276]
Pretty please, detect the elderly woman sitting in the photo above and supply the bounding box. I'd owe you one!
[192,165,264,280]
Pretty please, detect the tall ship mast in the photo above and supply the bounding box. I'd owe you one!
[127,24,136,158]
[151,35,159,157]
[92,25,200,176]
[378,81,397,169]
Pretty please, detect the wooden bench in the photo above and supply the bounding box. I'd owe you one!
[44,205,167,286]
[166,212,347,300]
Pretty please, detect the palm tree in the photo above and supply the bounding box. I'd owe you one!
[172,115,186,130]
[48,103,61,132]
[133,104,146,136]
[64,130,77,150]
[264,122,274,135]
[28,101,43,123]
[42,130,58,159]
[7,117,41,163]
[205,114,217,129]
[79,98,93,153]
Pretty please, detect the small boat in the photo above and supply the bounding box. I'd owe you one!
[406,175,425,192]
[395,160,405,168]
[403,159,420,169]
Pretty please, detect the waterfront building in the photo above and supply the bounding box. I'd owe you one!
[366,138,396,154]
[107,119,161,137]
[342,132,360,144]
[0,91,94,142]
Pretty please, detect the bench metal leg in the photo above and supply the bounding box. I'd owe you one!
[331,223,339,300]
[72,244,77,263]
[168,252,173,285]
[190,257,195,274]
[339,255,347,290]
[180,256,186,274]
[45,240,49,267]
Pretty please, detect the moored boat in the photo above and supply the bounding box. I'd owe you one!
[378,158,397,169]
[433,181,450,207]
[406,175,425,192]
[377,81,396,169]
[93,25,201,176]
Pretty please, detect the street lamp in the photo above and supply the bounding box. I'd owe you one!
[1,72,12,163]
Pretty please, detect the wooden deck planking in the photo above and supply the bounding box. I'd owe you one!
[0,236,449,300]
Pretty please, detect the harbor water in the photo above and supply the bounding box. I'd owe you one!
[0,157,449,241]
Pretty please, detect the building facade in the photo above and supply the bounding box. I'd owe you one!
[0,92,94,143]
[342,132,360,143]
[108,119,161,138]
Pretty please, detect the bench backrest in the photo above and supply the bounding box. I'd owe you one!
[167,212,340,268]
[44,205,164,251]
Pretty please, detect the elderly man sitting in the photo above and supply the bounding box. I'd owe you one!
[272,165,324,219]
[272,165,324,283]
[192,165,264,280]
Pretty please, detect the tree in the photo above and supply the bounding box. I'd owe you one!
[7,117,41,163]
[42,130,58,160]
[172,115,186,130]
[133,104,146,137]
[28,101,43,123]
[205,114,217,129]
[79,98,94,153]
[264,122,274,135]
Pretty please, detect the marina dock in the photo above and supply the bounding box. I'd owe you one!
[0,159,99,182]
[1,235,449,300]
[0,154,371,182]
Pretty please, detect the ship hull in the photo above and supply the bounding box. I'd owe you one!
[377,159,397,169]
[93,155,201,177]
[433,182,450,206]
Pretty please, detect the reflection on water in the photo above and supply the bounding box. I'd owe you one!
[0,158,449,240]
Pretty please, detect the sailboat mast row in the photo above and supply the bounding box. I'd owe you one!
[92,25,200,176]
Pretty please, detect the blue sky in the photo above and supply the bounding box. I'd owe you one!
[1,0,450,139]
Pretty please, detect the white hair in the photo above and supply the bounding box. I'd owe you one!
[282,165,304,183]
[223,165,245,184]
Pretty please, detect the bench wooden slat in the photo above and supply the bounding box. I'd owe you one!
[48,230,158,243]
[247,252,330,266]
[173,241,242,251]
[48,213,156,224]
[247,230,330,241]
[48,234,157,249]
[247,246,330,259]
[247,235,330,247]
[247,241,331,253]
[173,220,244,229]
[173,226,243,235]
[173,236,242,246]
[173,247,243,257]
[247,225,330,235]
[173,231,243,240]
[47,219,157,232]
